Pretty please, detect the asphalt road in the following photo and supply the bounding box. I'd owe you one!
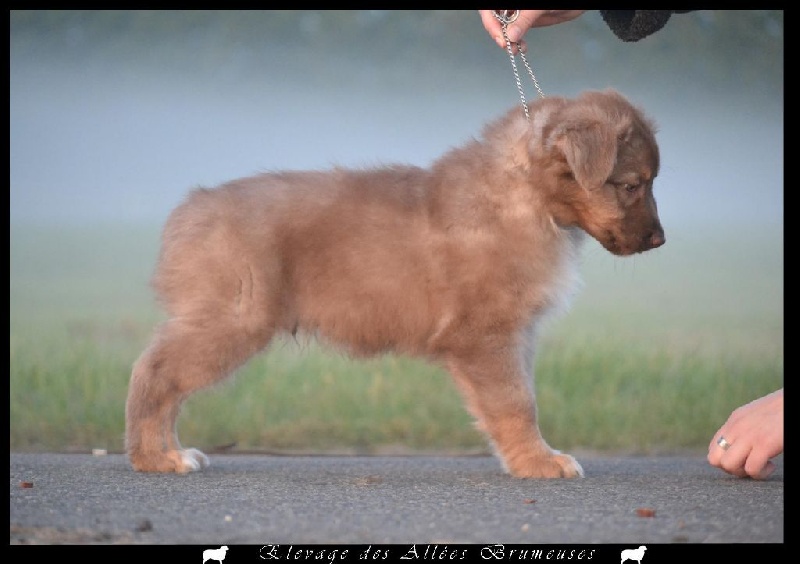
[10,451,783,546]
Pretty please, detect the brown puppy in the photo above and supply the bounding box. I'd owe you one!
[126,89,664,478]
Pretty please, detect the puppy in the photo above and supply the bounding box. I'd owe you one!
[126,89,663,478]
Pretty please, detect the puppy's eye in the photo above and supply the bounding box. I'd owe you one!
[615,182,639,193]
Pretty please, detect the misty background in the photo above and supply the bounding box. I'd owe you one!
[10,10,783,230]
[8,10,784,455]
[9,10,784,357]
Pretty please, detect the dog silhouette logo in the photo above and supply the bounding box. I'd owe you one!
[620,546,646,564]
[203,546,229,564]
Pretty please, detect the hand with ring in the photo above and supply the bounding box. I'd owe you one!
[707,389,783,479]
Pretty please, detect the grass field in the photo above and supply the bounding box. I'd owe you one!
[9,221,783,455]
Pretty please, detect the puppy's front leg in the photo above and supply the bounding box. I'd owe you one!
[446,345,583,479]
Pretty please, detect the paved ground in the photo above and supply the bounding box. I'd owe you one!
[10,451,783,546]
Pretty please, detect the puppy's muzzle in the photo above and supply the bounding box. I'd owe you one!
[613,223,665,255]
[643,226,666,251]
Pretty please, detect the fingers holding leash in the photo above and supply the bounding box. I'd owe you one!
[478,10,586,52]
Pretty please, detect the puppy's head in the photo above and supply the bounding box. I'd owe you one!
[532,89,665,256]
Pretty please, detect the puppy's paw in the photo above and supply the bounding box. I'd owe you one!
[508,452,584,479]
[129,448,210,473]
[179,448,210,473]
[551,452,584,478]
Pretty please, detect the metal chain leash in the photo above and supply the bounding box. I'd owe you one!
[493,10,545,122]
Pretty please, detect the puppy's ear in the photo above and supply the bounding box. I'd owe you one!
[553,122,618,190]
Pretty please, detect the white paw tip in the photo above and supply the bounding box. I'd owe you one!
[182,448,210,471]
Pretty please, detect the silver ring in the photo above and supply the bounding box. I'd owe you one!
[717,436,732,451]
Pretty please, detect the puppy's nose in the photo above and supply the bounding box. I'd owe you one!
[647,229,666,249]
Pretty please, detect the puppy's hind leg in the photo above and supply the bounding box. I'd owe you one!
[446,344,583,479]
[125,311,274,473]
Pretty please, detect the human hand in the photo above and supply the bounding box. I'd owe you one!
[707,388,784,479]
[478,10,587,53]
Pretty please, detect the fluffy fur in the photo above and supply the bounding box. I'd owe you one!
[126,89,664,478]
